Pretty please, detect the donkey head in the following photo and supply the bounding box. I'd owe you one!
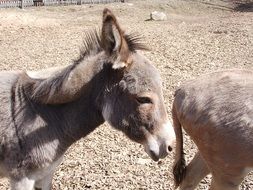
[100,9,175,161]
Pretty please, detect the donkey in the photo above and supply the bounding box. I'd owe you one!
[172,69,253,190]
[0,8,175,190]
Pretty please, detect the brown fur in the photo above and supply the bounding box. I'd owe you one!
[173,69,253,190]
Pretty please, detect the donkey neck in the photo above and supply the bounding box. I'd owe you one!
[21,53,122,152]
[32,52,107,104]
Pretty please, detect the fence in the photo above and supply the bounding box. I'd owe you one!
[0,0,123,9]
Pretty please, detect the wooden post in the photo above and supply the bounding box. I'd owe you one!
[21,0,24,8]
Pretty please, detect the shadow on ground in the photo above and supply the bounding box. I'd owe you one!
[233,1,253,12]
[197,0,253,12]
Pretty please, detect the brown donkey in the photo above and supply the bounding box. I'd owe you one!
[172,69,253,190]
[0,9,175,190]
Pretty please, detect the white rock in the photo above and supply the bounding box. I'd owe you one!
[136,158,151,165]
[150,11,167,21]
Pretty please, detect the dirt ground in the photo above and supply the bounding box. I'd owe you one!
[0,0,252,189]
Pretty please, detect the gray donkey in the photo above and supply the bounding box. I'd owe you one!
[0,9,176,190]
[172,69,253,190]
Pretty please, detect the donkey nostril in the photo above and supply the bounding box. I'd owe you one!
[149,150,159,161]
[168,146,173,152]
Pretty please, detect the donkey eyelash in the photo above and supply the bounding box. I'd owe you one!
[136,97,153,104]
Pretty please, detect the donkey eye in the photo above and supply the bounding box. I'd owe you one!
[136,97,153,104]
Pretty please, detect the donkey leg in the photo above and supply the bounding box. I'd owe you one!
[210,178,239,190]
[210,171,247,190]
[10,177,35,190]
[34,172,54,190]
[180,152,210,190]
[34,156,63,190]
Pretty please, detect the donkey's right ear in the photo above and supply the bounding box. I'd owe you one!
[101,8,131,69]
[101,8,121,54]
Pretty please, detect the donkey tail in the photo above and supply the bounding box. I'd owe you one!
[172,102,186,188]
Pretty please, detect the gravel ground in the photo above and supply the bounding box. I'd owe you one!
[0,0,252,189]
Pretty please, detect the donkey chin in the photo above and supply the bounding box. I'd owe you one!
[143,121,176,161]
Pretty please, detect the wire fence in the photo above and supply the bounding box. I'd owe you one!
[0,0,123,8]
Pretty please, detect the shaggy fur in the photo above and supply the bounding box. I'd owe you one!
[0,8,175,190]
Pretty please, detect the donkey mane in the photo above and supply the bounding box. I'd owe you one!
[28,30,147,104]
[76,29,148,63]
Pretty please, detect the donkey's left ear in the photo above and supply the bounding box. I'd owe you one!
[101,8,131,69]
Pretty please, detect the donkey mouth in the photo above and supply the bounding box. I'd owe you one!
[143,138,169,161]
[149,150,160,162]
[146,149,169,162]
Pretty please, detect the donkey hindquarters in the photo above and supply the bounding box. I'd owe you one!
[172,70,253,190]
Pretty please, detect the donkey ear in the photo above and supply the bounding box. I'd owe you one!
[101,8,131,69]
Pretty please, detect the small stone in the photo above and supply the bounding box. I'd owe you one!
[136,158,151,165]
[85,184,92,188]
[150,11,167,21]
[157,160,163,165]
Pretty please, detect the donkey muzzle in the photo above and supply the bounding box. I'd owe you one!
[143,121,176,161]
